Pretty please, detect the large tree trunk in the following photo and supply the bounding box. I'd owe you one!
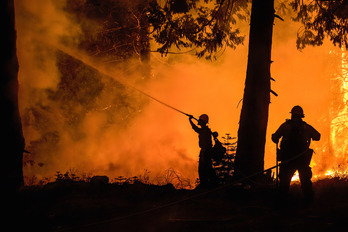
[0,0,25,191]
[234,0,274,178]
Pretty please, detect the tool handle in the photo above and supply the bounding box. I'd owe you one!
[186,114,198,121]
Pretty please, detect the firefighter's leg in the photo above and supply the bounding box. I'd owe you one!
[198,152,210,187]
[198,157,206,186]
[279,163,296,195]
[206,157,218,186]
[298,165,314,202]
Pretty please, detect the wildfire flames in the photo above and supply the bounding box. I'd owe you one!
[326,47,348,178]
[15,0,347,185]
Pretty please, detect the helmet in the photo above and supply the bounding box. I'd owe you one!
[199,114,209,124]
[290,105,304,118]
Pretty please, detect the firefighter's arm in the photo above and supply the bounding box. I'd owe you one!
[189,115,200,133]
[271,125,283,144]
[311,126,321,141]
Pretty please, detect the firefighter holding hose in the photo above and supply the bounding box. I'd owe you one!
[188,114,218,189]
[272,106,320,203]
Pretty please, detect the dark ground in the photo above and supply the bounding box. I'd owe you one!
[6,178,348,232]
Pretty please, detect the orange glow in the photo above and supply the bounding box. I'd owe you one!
[15,0,347,186]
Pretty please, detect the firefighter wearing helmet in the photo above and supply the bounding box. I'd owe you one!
[291,105,305,118]
[189,114,218,188]
[272,105,320,203]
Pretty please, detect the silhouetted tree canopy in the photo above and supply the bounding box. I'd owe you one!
[290,0,348,49]
[147,0,348,58]
[147,0,248,59]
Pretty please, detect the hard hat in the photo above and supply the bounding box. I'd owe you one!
[199,114,209,124]
[290,105,304,118]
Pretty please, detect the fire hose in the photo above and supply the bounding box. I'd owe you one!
[131,86,199,121]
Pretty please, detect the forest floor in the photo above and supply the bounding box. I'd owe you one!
[7,177,348,232]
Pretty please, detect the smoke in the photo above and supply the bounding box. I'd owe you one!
[15,0,343,185]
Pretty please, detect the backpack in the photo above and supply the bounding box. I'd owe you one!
[212,138,227,162]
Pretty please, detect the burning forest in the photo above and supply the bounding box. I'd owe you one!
[3,0,348,231]
[3,0,347,187]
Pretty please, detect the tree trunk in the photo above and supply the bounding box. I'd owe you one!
[234,0,274,178]
[0,0,25,191]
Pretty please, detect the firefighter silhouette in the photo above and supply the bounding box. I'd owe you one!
[272,106,320,202]
[189,114,218,188]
